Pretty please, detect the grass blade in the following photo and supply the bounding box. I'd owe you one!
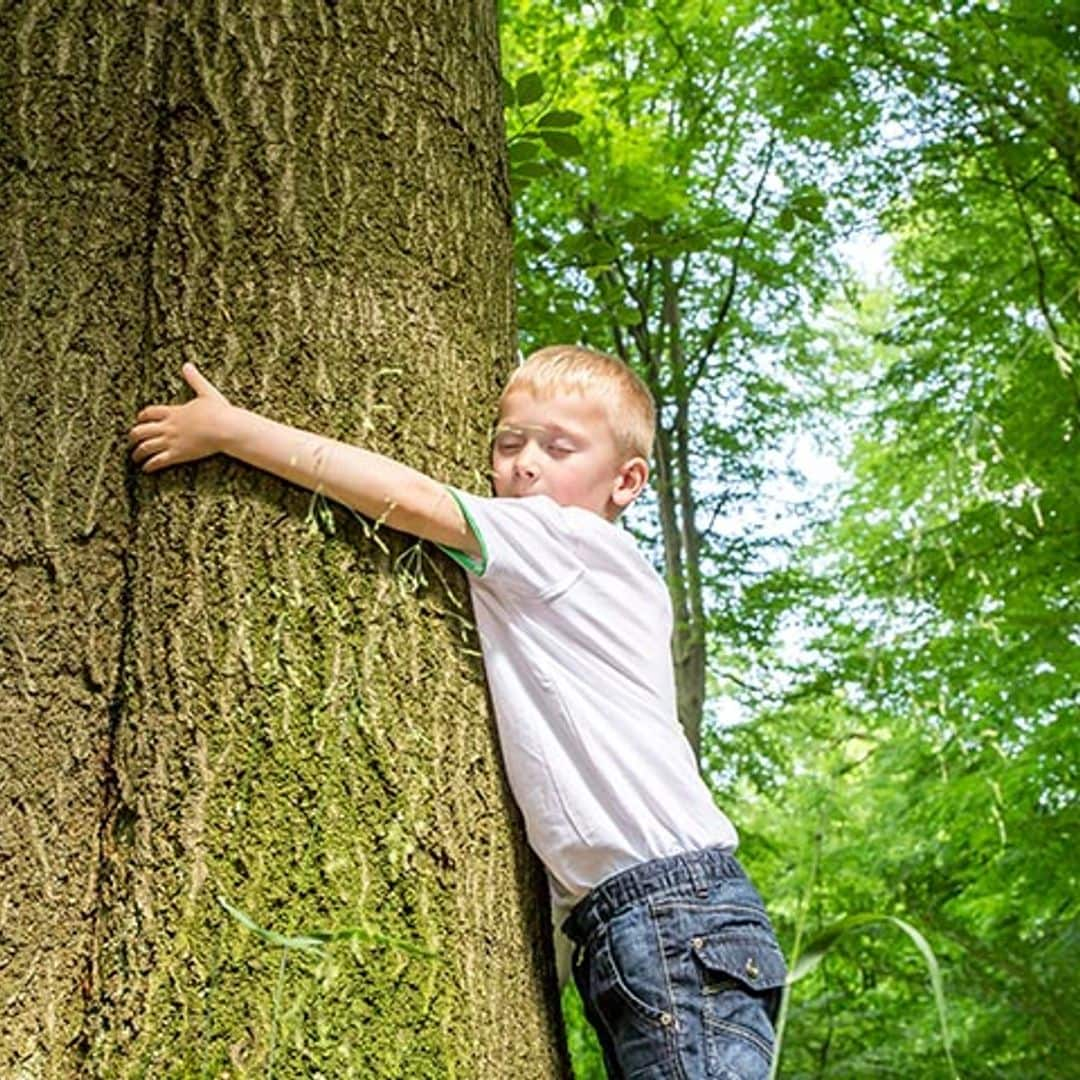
[218,896,327,955]
[788,912,957,1078]
[217,896,439,960]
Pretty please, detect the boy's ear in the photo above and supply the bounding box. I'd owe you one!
[612,456,649,510]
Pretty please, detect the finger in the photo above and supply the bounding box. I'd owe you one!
[132,436,169,464]
[182,362,226,401]
[136,405,170,423]
[128,420,165,445]
[142,451,173,474]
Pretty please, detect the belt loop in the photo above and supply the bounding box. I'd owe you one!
[686,851,709,897]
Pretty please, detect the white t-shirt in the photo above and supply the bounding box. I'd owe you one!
[442,491,738,905]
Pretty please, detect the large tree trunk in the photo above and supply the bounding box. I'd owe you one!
[1,2,568,1076]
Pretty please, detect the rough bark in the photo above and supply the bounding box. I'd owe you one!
[1,2,568,1077]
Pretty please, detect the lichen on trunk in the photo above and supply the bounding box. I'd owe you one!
[1,2,568,1076]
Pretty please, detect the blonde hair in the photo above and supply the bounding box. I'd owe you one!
[502,345,655,460]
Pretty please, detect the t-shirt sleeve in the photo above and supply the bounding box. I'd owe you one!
[437,489,585,600]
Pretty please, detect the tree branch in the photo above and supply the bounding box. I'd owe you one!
[693,132,777,385]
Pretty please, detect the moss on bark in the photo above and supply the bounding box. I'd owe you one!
[1,2,568,1076]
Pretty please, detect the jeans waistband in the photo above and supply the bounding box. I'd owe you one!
[562,845,744,946]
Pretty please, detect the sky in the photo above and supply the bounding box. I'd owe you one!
[710,229,897,729]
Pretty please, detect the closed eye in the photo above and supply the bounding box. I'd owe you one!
[493,434,525,454]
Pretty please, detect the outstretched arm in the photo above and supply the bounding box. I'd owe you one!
[128,363,480,558]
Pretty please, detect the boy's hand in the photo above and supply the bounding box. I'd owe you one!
[129,362,232,472]
[127,362,480,558]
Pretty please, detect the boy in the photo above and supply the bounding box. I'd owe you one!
[129,345,786,1078]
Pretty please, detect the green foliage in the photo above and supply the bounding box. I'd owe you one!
[503,70,586,195]
[714,3,1080,1075]
[503,0,1079,1076]
[783,913,956,1079]
[561,982,606,1080]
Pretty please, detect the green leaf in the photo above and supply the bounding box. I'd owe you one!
[501,76,515,108]
[560,232,593,256]
[515,72,544,107]
[793,202,823,224]
[512,161,550,179]
[540,130,584,158]
[585,240,619,264]
[792,188,827,223]
[778,207,797,232]
[674,233,711,254]
[509,139,541,162]
[537,110,583,129]
[608,5,625,32]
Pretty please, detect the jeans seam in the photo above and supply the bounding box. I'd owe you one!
[588,980,626,1078]
[652,900,766,918]
[602,923,670,1030]
[650,901,689,1080]
[705,1015,775,1063]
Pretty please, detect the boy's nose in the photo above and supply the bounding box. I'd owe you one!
[513,447,541,480]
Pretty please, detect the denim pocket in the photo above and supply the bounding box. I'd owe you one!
[693,924,787,999]
[582,912,681,1080]
[691,915,786,1073]
[592,910,671,1029]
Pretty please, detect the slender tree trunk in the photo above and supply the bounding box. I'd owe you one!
[651,260,705,758]
[1,2,568,1077]
[608,257,706,759]
[653,419,703,758]
[671,396,706,759]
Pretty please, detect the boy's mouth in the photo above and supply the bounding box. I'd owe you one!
[501,479,545,499]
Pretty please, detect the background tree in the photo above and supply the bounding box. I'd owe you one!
[502,0,1078,1077]
[501,0,874,757]
[719,2,1080,1075]
[1,3,568,1077]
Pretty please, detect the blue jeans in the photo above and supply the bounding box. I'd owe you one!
[563,848,786,1079]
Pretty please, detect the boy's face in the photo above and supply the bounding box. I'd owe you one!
[491,387,646,519]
